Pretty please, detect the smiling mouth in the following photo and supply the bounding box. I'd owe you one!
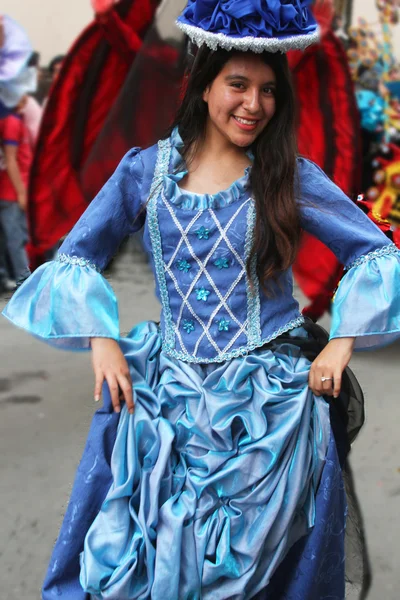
[233,116,260,126]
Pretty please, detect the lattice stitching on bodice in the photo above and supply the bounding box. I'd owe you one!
[145,137,275,362]
[160,189,253,357]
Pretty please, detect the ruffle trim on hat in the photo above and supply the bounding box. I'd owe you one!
[176,21,320,53]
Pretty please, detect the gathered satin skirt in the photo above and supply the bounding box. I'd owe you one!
[42,321,354,600]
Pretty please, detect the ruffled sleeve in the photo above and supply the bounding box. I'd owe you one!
[2,148,147,350]
[298,158,400,350]
[330,246,400,350]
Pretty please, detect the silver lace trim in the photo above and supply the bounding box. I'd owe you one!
[345,244,399,271]
[162,315,305,364]
[245,200,261,346]
[176,22,320,54]
[146,139,175,349]
[56,253,102,272]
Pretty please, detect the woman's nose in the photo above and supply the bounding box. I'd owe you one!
[242,89,261,113]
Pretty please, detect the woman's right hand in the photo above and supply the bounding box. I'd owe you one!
[91,337,134,414]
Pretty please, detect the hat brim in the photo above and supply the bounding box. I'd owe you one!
[176,21,320,54]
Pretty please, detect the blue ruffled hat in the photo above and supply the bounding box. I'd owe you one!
[176,0,319,53]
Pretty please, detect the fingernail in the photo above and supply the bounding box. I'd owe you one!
[115,406,121,413]
[94,395,100,402]
[129,408,135,415]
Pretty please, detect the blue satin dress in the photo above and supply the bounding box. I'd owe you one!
[3,129,400,599]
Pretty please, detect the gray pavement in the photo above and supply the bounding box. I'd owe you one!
[0,241,399,599]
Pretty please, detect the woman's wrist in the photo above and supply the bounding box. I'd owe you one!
[90,337,119,349]
[328,336,356,350]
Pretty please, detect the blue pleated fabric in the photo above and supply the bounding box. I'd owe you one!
[177,0,317,39]
[330,249,400,350]
[2,260,119,350]
[78,321,330,600]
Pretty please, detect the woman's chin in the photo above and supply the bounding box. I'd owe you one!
[230,132,258,148]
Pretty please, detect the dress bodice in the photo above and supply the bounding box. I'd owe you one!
[142,134,303,363]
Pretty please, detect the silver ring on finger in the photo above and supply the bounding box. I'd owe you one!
[321,377,333,382]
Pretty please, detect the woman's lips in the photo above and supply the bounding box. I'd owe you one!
[232,115,260,132]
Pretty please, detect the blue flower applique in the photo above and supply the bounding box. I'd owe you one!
[183,319,195,334]
[217,318,230,332]
[176,259,191,273]
[214,257,230,270]
[196,288,210,302]
[195,226,210,240]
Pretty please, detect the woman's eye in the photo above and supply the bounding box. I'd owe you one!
[264,87,275,95]
[231,83,245,90]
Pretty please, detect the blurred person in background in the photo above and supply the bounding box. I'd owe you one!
[48,55,65,82]
[0,15,37,291]
[41,55,65,110]
[20,52,43,148]
[0,94,32,289]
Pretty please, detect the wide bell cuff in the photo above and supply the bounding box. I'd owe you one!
[330,245,400,350]
[2,258,120,350]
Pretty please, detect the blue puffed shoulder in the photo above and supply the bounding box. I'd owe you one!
[2,258,120,351]
[330,245,400,350]
[297,157,394,268]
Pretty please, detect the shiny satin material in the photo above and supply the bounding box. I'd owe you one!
[80,321,330,600]
[2,261,119,350]
[331,251,400,350]
[178,0,317,38]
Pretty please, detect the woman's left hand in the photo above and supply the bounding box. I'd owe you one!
[309,337,355,399]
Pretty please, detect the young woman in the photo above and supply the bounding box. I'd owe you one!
[3,1,400,598]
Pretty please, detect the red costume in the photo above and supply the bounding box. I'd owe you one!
[28,0,161,264]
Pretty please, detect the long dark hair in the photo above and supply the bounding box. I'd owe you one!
[166,46,301,291]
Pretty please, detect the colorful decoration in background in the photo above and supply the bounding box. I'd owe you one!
[344,1,400,249]
[359,144,400,247]
[347,1,400,140]
[377,0,399,141]
[376,0,400,24]
[347,18,383,78]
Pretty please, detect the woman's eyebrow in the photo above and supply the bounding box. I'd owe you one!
[225,74,276,86]
[225,74,249,81]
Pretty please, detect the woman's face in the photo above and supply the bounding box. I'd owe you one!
[203,54,277,148]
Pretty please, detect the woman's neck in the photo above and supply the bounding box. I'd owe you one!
[179,123,252,196]
[194,121,249,168]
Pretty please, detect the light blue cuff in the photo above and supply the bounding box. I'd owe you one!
[330,245,400,350]
[2,258,119,350]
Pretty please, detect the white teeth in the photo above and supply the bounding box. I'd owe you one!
[235,117,257,125]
